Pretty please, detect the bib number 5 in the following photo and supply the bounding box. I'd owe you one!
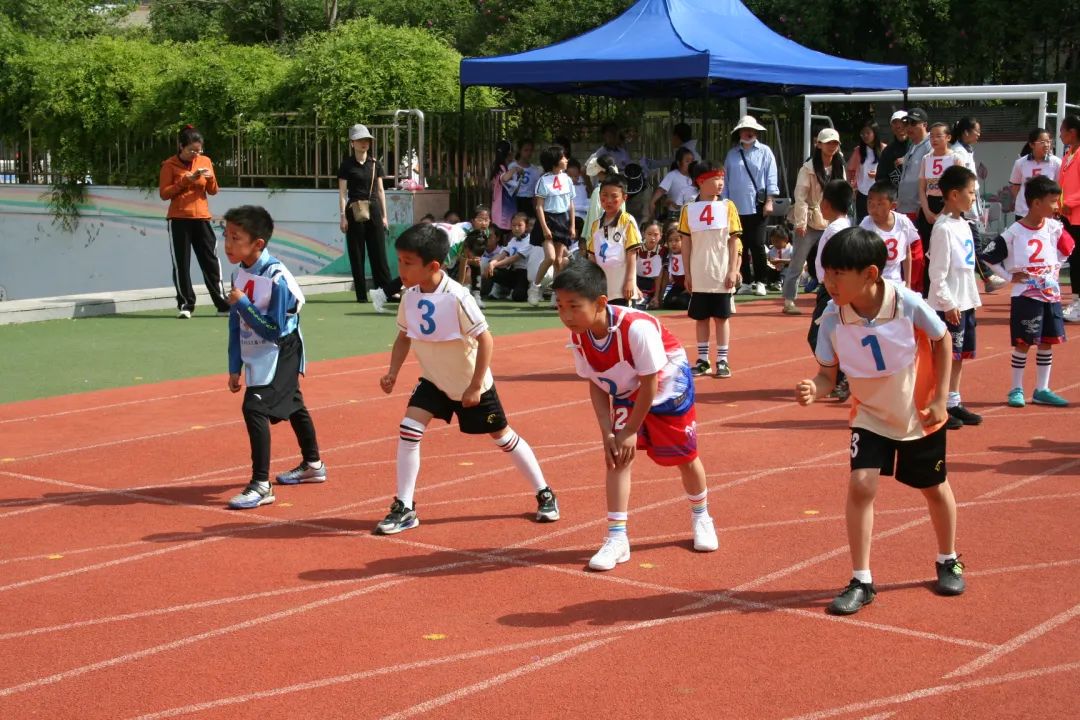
[417,299,437,335]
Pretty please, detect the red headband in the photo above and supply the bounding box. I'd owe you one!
[694,169,725,184]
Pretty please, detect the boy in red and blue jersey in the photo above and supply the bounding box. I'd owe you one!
[553,258,717,572]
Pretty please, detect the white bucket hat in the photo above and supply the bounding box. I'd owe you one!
[732,115,767,133]
[348,124,373,141]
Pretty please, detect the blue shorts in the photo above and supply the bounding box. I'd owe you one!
[937,308,976,360]
[1011,296,1066,348]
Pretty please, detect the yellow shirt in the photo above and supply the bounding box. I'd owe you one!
[677,199,742,293]
[588,210,643,299]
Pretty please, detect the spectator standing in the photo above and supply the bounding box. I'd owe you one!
[847,120,885,223]
[876,111,910,189]
[337,123,392,307]
[722,115,779,297]
[1058,115,1080,321]
[896,108,932,295]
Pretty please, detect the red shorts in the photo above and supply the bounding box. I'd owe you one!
[613,403,699,467]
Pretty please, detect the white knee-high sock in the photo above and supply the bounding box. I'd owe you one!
[1036,349,1053,390]
[494,428,547,492]
[396,417,425,508]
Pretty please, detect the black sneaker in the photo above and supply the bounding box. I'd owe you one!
[827,578,877,615]
[948,405,982,426]
[375,497,419,535]
[691,359,711,377]
[945,413,964,430]
[828,378,850,402]
[935,557,966,596]
[714,360,732,378]
[535,487,560,522]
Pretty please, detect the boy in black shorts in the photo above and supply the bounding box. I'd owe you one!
[796,226,966,615]
[377,223,560,533]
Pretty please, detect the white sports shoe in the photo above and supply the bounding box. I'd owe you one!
[368,287,388,314]
[527,284,542,307]
[177,309,191,319]
[735,283,753,295]
[1064,298,1080,324]
[692,515,719,552]
[472,289,486,309]
[588,535,630,571]
[983,275,1007,294]
[753,282,767,296]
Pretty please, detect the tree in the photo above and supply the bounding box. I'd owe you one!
[0,0,134,39]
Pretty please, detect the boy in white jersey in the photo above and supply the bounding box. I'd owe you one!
[679,161,743,378]
[808,180,853,402]
[377,223,560,533]
[797,227,965,615]
[980,175,1076,407]
[486,211,535,302]
[222,206,325,509]
[928,165,982,430]
[553,259,717,571]
[587,174,642,306]
[860,180,916,286]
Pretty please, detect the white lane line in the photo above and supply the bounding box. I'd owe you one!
[944,601,1080,678]
[777,661,1080,720]
[377,638,616,720]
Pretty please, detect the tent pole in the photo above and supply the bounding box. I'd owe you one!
[700,79,710,159]
[457,85,466,213]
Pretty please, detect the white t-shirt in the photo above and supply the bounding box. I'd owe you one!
[768,244,793,264]
[856,148,879,195]
[928,215,982,313]
[860,213,919,283]
[814,217,852,283]
[1009,155,1062,217]
[658,170,698,208]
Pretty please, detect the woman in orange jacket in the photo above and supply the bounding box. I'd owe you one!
[159,125,230,318]
[1059,115,1080,322]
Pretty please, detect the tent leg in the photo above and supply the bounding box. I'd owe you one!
[457,86,466,212]
[700,79,710,159]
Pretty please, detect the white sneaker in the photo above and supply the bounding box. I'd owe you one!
[1065,298,1080,323]
[472,289,486,309]
[735,283,752,295]
[983,275,1007,294]
[527,284,542,307]
[692,515,719,552]
[588,535,630,571]
[368,287,388,314]
[490,284,510,300]
[753,282,767,296]
[783,299,802,315]
[177,309,191,319]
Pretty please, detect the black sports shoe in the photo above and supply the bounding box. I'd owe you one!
[948,405,983,426]
[691,359,711,377]
[535,487,560,522]
[827,578,877,615]
[828,378,850,402]
[375,497,419,535]
[935,557,966,596]
[945,413,964,430]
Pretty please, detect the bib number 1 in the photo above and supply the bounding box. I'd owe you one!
[861,334,886,371]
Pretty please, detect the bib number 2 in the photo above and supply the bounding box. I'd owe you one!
[612,406,630,431]
[417,299,437,335]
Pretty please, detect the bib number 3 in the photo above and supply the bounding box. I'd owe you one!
[417,299,437,335]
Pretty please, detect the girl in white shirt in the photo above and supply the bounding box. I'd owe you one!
[648,147,697,221]
[846,120,884,223]
[1010,128,1062,218]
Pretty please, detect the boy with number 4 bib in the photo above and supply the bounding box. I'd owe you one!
[377,223,559,534]
[797,227,965,615]
[554,259,716,572]
[224,206,325,509]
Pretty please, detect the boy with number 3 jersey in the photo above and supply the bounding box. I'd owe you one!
[797,227,965,616]
[378,223,559,534]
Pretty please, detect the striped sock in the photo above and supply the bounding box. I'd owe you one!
[947,391,961,409]
[1036,350,1053,390]
[607,511,628,537]
[687,489,708,518]
[697,342,709,363]
[716,345,729,365]
[494,428,547,492]
[396,418,426,508]
[1011,350,1027,390]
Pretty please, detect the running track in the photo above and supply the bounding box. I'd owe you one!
[1,292,1077,719]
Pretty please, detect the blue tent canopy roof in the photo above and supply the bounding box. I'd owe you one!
[460,0,908,97]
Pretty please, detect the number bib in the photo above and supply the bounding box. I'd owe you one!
[539,173,568,196]
[925,154,957,194]
[834,317,916,379]
[593,226,629,270]
[637,253,662,278]
[234,264,305,386]
[686,201,728,233]
[668,253,685,276]
[404,292,463,342]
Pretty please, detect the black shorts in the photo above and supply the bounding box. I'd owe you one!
[516,196,536,218]
[530,211,573,247]
[242,332,306,422]
[937,307,977,360]
[850,425,947,489]
[688,292,733,320]
[1011,296,1066,348]
[408,377,508,434]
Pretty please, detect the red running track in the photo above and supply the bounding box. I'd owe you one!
[0,292,1078,719]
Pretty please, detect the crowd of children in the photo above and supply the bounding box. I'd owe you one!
[210,114,1079,618]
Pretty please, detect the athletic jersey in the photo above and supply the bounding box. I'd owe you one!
[569,305,692,413]
[921,151,960,197]
[636,246,663,279]
[816,281,948,441]
[1009,155,1062,217]
[677,199,742,293]
[767,244,793,266]
[395,273,491,401]
[658,170,698,208]
[927,215,982,313]
[502,233,533,269]
[981,219,1076,303]
[860,213,918,283]
[535,171,573,215]
[588,210,642,299]
[228,252,305,386]
[507,161,538,198]
[814,217,852,283]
